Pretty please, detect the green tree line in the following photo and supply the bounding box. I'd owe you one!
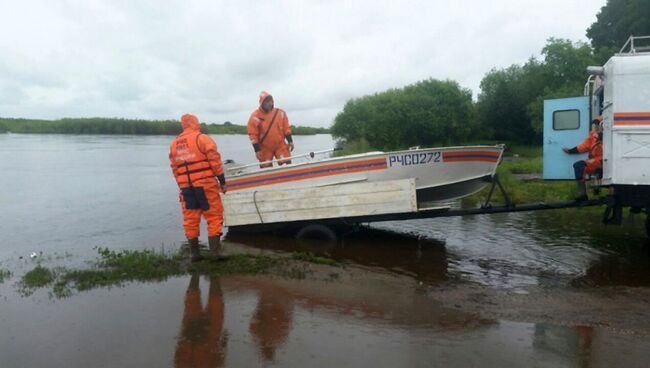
[0,117,329,135]
[331,0,650,150]
[332,79,475,150]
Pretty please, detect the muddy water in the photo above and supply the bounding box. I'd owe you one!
[1,268,648,367]
[227,215,650,290]
[2,134,650,366]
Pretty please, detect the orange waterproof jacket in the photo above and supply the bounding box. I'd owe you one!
[247,91,291,150]
[169,114,224,188]
[576,130,603,161]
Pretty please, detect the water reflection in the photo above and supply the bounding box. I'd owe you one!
[226,227,450,284]
[227,217,650,290]
[174,274,295,366]
[2,267,648,366]
[533,324,595,368]
[172,270,498,366]
[175,274,227,367]
[572,242,650,287]
[165,271,650,367]
[248,279,293,362]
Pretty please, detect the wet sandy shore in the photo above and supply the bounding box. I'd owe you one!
[224,242,650,337]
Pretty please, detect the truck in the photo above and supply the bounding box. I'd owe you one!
[543,35,650,236]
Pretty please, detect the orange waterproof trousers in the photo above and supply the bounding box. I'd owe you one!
[259,143,291,168]
[179,177,223,239]
[583,158,601,176]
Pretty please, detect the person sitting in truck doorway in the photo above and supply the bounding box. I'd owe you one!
[247,91,294,168]
[563,117,603,201]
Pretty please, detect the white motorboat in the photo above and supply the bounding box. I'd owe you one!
[225,145,504,204]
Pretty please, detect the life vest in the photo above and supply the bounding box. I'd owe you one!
[170,131,214,187]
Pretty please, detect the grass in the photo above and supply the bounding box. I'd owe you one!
[504,145,542,158]
[489,166,575,204]
[48,248,187,297]
[16,247,336,298]
[502,156,543,174]
[291,252,338,266]
[0,268,12,283]
[19,265,56,295]
[463,145,583,205]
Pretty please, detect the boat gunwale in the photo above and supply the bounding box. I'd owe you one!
[226,144,504,179]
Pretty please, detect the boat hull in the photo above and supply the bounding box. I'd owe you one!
[226,145,503,203]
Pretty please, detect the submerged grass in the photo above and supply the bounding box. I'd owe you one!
[21,265,55,287]
[189,253,281,275]
[51,248,187,297]
[291,252,338,266]
[16,246,345,298]
[0,268,12,283]
[19,265,56,295]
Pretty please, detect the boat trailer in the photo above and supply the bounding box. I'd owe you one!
[226,176,607,240]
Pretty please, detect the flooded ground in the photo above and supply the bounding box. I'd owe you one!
[1,134,650,366]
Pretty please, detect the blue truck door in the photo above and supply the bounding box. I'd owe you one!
[543,96,590,180]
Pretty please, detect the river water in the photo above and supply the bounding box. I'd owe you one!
[1,134,649,367]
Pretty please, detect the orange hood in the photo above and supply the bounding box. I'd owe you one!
[259,91,273,108]
[181,113,200,131]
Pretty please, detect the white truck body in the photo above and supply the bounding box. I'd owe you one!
[544,36,650,231]
[598,53,650,185]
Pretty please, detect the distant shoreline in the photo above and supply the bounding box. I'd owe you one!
[0,117,330,136]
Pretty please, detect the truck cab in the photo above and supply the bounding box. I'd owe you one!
[543,36,650,232]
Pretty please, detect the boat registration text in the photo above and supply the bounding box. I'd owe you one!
[388,151,441,167]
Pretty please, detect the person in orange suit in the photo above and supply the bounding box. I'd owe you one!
[248,281,293,362]
[170,113,227,262]
[563,118,603,201]
[247,91,294,168]
[174,274,226,367]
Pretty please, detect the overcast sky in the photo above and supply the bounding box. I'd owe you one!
[0,0,606,127]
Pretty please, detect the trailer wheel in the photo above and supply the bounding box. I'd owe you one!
[295,224,338,242]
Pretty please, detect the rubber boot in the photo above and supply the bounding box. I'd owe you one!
[575,181,588,202]
[208,235,222,257]
[188,238,203,263]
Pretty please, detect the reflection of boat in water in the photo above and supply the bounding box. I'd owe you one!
[225,145,504,204]
[225,227,450,284]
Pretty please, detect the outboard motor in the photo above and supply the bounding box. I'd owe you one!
[223,159,240,175]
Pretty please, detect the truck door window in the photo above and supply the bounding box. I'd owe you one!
[553,110,580,130]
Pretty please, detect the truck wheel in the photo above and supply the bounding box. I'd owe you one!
[295,224,338,242]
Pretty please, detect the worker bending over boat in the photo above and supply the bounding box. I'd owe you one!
[169,113,227,262]
[563,118,603,201]
[247,91,294,168]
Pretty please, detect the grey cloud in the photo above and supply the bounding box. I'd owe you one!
[0,0,606,127]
